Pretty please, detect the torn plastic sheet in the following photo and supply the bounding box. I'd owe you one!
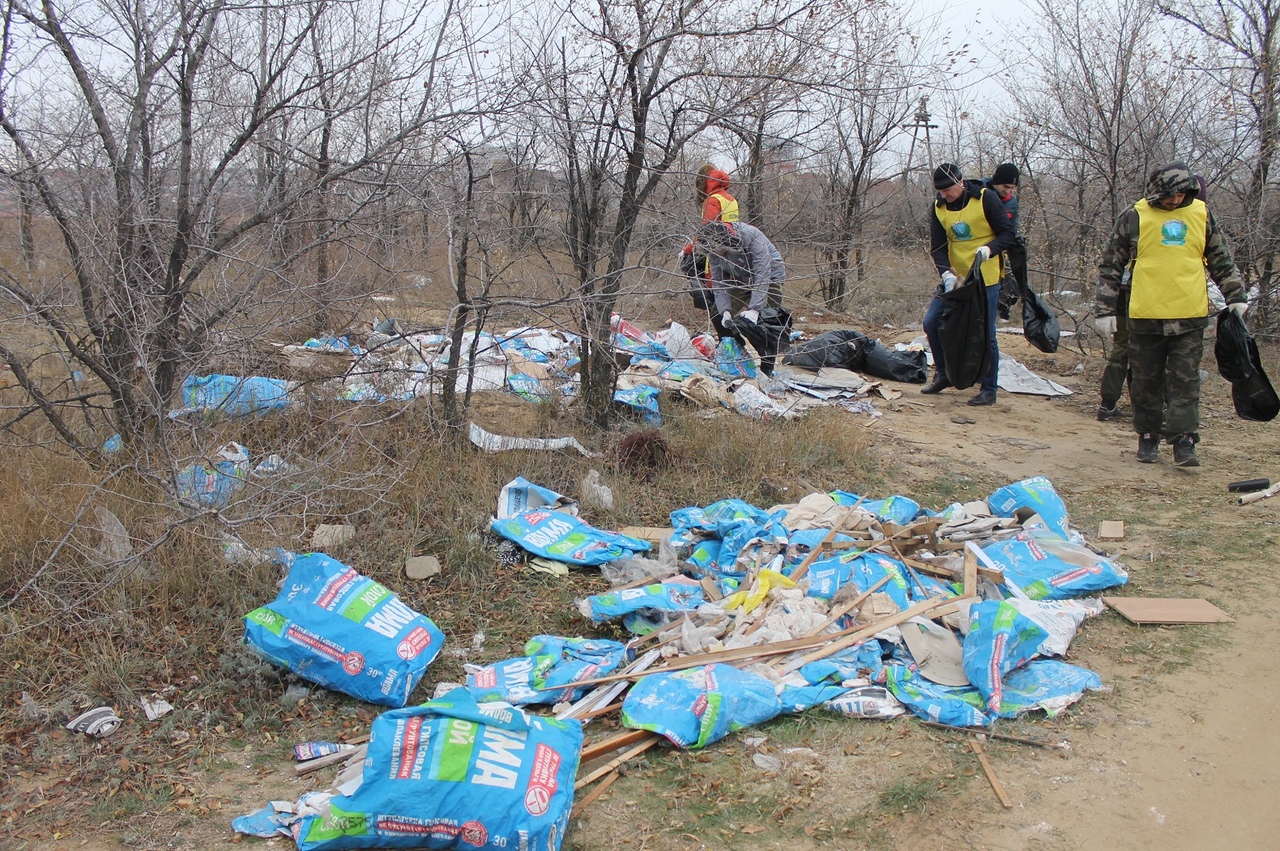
[578,578,704,623]
[614,384,661,424]
[469,422,598,457]
[232,802,297,838]
[495,477,579,521]
[997,356,1072,396]
[622,663,781,749]
[466,635,626,705]
[490,509,651,566]
[981,529,1129,600]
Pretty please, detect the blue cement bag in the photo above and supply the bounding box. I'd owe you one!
[173,442,248,509]
[962,601,1048,716]
[807,552,948,607]
[981,530,1129,600]
[778,682,849,714]
[671,499,772,534]
[244,553,444,707]
[715,338,757,378]
[987,476,1071,540]
[466,636,625,706]
[490,510,650,565]
[798,640,886,685]
[181,374,290,417]
[580,581,704,623]
[995,660,1103,718]
[613,384,661,424]
[293,689,582,851]
[830,491,922,525]
[883,665,991,727]
[621,664,781,749]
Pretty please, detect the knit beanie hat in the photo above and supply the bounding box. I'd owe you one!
[933,163,963,190]
[992,162,1020,186]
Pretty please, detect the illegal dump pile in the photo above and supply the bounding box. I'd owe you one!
[232,474,1127,849]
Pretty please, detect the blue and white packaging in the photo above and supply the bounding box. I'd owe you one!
[962,601,1049,716]
[883,664,990,727]
[987,476,1071,540]
[490,510,649,566]
[981,530,1128,600]
[244,553,444,707]
[621,664,781,749]
[292,689,582,850]
[995,659,1104,718]
[466,636,626,705]
[180,374,290,417]
[579,580,704,623]
[495,478,578,521]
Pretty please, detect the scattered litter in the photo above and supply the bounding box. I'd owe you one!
[93,506,132,562]
[311,523,355,549]
[467,636,626,705]
[491,487,650,566]
[496,477,579,521]
[404,554,441,580]
[173,442,249,508]
[1102,597,1234,624]
[140,696,174,721]
[1238,481,1280,505]
[65,706,122,738]
[622,663,782,749]
[243,552,445,707]
[293,742,356,762]
[581,469,614,512]
[1227,477,1270,493]
[997,357,1073,396]
[752,752,783,772]
[282,683,311,706]
[232,801,296,838]
[469,421,598,457]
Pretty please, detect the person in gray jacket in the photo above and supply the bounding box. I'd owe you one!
[700,220,785,327]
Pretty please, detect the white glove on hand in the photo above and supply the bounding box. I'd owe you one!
[1229,302,1248,318]
[722,311,733,325]
[1095,315,1117,337]
[739,309,759,324]
[941,271,959,292]
[974,246,991,264]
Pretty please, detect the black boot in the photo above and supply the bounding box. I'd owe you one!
[1137,432,1160,463]
[1173,433,1200,467]
[921,373,951,395]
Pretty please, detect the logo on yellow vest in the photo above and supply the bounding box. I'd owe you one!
[950,222,973,241]
[1161,220,1187,246]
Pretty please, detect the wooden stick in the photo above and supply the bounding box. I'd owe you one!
[578,699,623,719]
[549,624,864,690]
[295,743,368,776]
[970,739,1013,808]
[571,769,621,818]
[917,720,1067,750]
[579,728,651,763]
[789,527,840,582]
[779,595,971,674]
[807,575,890,637]
[575,736,659,789]
[963,542,979,597]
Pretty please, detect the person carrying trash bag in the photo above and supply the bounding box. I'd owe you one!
[921,162,1017,405]
[696,220,790,374]
[987,162,1026,321]
[1094,161,1248,467]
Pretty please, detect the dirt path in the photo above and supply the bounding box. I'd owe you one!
[876,337,1280,850]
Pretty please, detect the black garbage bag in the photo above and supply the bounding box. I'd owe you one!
[863,342,928,383]
[1020,285,1061,353]
[727,307,793,375]
[937,261,991,390]
[1215,308,1279,421]
[680,250,712,310]
[781,329,870,371]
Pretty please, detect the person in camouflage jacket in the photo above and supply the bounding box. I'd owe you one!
[1094,161,1248,467]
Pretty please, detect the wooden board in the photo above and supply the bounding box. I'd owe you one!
[617,526,672,546]
[1103,597,1234,624]
[1098,520,1125,541]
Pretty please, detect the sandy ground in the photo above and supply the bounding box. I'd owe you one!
[874,334,1280,850]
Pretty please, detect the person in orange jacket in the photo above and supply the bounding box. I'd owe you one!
[696,164,739,224]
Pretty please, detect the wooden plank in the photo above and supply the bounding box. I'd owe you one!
[789,527,840,582]
[963,542,979,597]
[1102,597,1234,624]
[571,769,621,818]
[617,526,672,546]
[575,737,659,789]
[780,595,972,674]
[807,575,891,637]
[1098,520,1125,541]
[970,739,1013,808]
[579,728,652,763]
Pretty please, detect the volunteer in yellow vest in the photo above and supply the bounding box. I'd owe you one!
[922,162,1017,406]
[1095,161,1248,467]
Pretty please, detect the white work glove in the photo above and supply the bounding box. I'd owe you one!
[941,271,959,292]
[975,246,991,264]
[739,309,759,324]
[1095,315,1117,337]
[721,311,733,325]
[1229,302,1248,318]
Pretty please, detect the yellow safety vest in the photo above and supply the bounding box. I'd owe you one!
[934,190,1001,286]
[1129,199,1209,320]
[709,192,740,223]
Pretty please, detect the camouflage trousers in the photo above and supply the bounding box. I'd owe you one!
[1099,288,1130,406]
[1128,327,1203,438]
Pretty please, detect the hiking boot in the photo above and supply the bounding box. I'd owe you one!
[1137,433,1160,463]
[1173,434,1200,467]
[1097,403,1119,421]
[921,374,951,395]
[967,390,997,406]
